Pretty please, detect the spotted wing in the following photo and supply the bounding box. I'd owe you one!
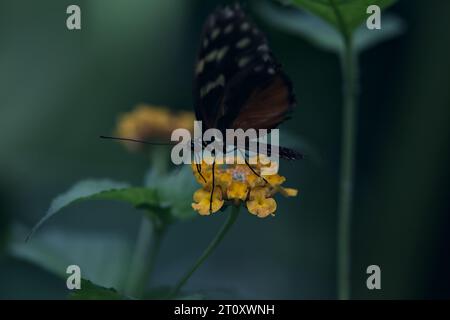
[193,4,296,132]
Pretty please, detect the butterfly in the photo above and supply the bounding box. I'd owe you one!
[192,4,303,210]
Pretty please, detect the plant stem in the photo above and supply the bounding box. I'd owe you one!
[327,0,359,300]
[125,216,165,298]
[169,205,240,298]
[337,36,358,300]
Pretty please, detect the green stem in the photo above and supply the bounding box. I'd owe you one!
[328,0,359,300]
[169,205,240,298]
[125,216,165,298]
[337,36,358,300]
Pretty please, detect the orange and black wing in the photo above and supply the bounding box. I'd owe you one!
[193,4,301,159]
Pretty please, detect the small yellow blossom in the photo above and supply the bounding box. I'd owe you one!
[246,173,264,188]
[263,174,286,187]
[191,162,213,187]
[116,104,195,152]
[191,156,298,218]
[246,187,277,218]
[192,188,224,215]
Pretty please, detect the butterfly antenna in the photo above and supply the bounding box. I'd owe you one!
[99,135,175,146]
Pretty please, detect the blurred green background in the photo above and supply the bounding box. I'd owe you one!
[0,0,449,299]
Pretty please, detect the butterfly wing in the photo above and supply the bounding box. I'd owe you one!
[193,5,240,130]
[194,4,295,130]
[194,4,301,159]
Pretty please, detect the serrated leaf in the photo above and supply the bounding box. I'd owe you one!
[290,0,396,34]
[27,179,161,240]
[69,279,127,300]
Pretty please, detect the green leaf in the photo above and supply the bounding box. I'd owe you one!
[27,179,161,240]
[258,2,342,51]
[70,279,127,300]
[145,165,198,221]
[289,0,397,34]
[257,2,404,53]
[10,225,133,291]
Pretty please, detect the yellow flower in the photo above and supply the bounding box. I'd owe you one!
[192,188,224,215]
[246,187,277,218]
[263,174,286,187]
[191,161,214,187]
[174,111,196,132]
[191,155,298,218]
[217,171,232,189]
[227,181,248,201]
[116,104,195,152]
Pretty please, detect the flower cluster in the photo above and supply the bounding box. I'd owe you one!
[116,104,195,151]
[191,156,298,218]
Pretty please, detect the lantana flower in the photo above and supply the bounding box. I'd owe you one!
[116,104,195,152]
[191,155,298,218]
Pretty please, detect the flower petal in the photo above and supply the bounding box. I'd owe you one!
[227,181,248,201]
[281,187,298,197]
[264,174,286,186]
[246,197,277,218]
[192,187,224,215]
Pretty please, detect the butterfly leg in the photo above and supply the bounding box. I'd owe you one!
[240,150,268,184]
[196,163,207,183]
[194,151,207,183]
[245,157,268,184]
[209,159,216,213]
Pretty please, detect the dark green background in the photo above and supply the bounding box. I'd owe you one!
[0,0,449,299]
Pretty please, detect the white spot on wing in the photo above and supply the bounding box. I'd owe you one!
[240,22,250,31]
[262,54,271,62]
[217,46,229,61]
[200,74,225,97]
[196,45,229,74]
[236,38,251,49]
[257,44,269,52]
[223,8,234,18]
[238,56,252,68]
[196,60,205,74]
[205,50,218,62]
[211,28,221,40]
[224,24,233,34]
